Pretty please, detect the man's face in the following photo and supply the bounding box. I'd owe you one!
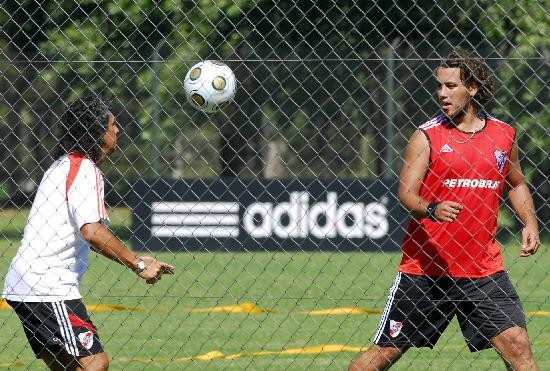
[436,67,478,118]
[101,113,119,158]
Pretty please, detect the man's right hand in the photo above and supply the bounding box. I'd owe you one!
[433,201,463,222]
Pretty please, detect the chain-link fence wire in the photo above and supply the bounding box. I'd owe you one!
[0,0,548,369]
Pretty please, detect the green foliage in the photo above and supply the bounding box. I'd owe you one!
[0,0,547,202]
[479,0,549,185]
[0,1,256,199]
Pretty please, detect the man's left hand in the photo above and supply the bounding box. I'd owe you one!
[520,226,540,257]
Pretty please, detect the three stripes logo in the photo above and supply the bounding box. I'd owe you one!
[151,202,240,238]
[440,143,453,153]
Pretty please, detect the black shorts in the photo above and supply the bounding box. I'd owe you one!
[373,271,526,352]
[7,299,104,358]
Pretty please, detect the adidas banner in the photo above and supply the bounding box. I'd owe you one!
[130,179,407,251]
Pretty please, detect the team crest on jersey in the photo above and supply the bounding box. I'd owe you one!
[389,320,403,338]
[78,331,94,349]
[493,149,507,174]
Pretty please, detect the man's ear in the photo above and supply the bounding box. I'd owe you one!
[467,82,479,97]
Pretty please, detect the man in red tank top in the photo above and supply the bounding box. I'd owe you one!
[349,49,540,370]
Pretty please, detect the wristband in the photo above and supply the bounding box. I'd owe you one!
[133,258,146,274]
[426,202,439,221]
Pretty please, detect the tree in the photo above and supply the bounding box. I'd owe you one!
[479,0,549,224]
[0,0,546,219]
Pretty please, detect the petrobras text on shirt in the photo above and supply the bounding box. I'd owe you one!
[442,178,500,189]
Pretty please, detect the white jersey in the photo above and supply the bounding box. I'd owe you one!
[3,153,109,302]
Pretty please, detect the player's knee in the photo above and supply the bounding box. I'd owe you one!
[348,345,402,371]
[78,354,110,371]
[85,360,109,371]
[497,331,534,364]
[508,336,532,359]
[96,357,110,371]
[92,357,109,371]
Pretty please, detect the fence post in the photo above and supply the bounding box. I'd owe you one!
[384,38,399,180]
[151,38,165,177]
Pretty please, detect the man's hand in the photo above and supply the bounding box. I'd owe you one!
[136,256,175,284]
[520,226,540,257]
[434,201,463,222]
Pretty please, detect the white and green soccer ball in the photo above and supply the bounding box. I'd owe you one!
[183,60,237,113]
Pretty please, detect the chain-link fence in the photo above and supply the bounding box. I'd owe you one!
[0,0,548,369]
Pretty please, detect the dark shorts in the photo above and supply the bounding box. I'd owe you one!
[7,299,104,358]
[373,271,526,352]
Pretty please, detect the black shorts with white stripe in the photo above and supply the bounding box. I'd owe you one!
[7,299,104,358]
[373,271,526,352]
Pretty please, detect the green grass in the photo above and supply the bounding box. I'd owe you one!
[0,208,548,370]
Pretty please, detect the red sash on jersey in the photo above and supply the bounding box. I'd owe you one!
[65,153,108,221]
[66,153,87,201]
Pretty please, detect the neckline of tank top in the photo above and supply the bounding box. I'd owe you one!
[443,113,488,135]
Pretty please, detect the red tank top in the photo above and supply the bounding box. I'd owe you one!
[398,114,515,278]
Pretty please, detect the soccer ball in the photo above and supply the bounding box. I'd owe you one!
[183,60,237,113]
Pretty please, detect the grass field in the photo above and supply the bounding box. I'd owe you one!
[0,208,548,370]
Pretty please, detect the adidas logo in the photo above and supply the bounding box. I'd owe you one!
[440,144,454,153]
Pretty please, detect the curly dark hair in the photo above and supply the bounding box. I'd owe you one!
[439,48,495,109]
[56,94,112,163]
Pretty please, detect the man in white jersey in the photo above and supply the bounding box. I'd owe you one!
[3,95,175,370]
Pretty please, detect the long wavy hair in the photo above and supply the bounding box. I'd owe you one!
[439,48,495,110]
[56,94,111,163]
